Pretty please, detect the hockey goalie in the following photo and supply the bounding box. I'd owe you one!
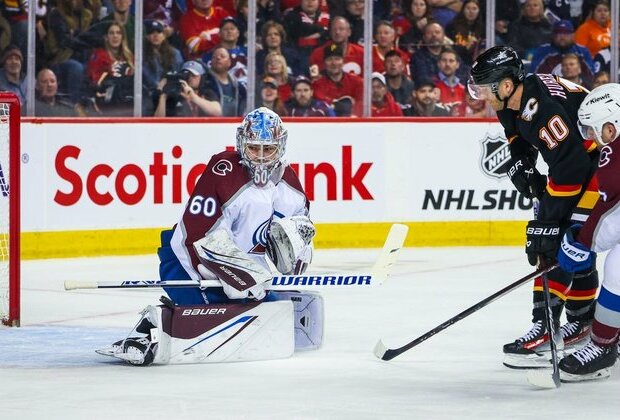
[97,108,323,365]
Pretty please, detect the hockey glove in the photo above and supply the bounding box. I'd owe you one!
[525,220,561,266]
[507,156,547,200]
[557,225,594,273]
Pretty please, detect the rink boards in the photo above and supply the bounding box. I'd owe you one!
[19,117,540,258]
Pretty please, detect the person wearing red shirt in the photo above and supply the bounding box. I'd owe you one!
[311,43,363,116]
[372,20,410,75]
[179,0,230,59]
[309,16,364,79]
[371,72,403,117]
[433,47,465,113]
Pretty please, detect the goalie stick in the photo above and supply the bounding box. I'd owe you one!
[373,263,559,361]
[65,224,408,292]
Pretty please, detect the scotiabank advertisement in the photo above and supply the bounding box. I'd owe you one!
[21,120,539,241]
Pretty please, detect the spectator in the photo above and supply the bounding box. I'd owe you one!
[506,0,552,61]
[143,0,184,37]
[203,46,247,116]
[396,0,432,55]
[343,0,364,44]
[403,77,450,116]
[143,20,183,92]
[309,16,364,79]
[203,17,248,84]
[98,0,136,50]
[154,60,222,117]
[312,43,363,116]
[592,70,610,89]
[371,72,403,117]
[0,44,25,110]
[372,20,410,74]
[434,47,465,111]
[263,51,293,103]
[283,0,330,67]
[179,0,229,59]
[384,49,414,109]
[561,53,588,88]
[256,0,282,34]
[256,21,304,79]
[409,22,464,82]
[529,19,595,88]
[494,0,520,45]
[257,75,287,116]
[427,0,462,28]
[0,0,26,64]
[45,0,93,103]
[285,75,334,116]
[143,20,183,114]
[86,22,134,115]
[575,0,610,58]
[445,0,483,66]
[34,68,84,117]
[593,46,613,75]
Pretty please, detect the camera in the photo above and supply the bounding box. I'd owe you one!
[163,70,192,97]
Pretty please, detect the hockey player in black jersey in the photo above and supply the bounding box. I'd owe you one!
[469,46,600,369]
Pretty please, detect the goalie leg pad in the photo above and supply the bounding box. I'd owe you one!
[268,290,324,351]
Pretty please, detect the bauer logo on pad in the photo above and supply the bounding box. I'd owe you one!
[479,133,511,179]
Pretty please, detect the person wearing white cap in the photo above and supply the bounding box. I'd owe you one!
[371,72,403,117]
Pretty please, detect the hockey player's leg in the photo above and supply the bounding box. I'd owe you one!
[561,267,598,350]
[97,300,295,365]
[268,290,324,351]
[559,247,620,382]
[503,267,569,369]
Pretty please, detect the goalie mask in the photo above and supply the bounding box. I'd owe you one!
[578,84,620,147]
[236,107,288,187]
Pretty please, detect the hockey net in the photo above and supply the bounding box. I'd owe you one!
[0,93,20,327]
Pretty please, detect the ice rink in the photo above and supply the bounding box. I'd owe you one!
[1,246,619,419]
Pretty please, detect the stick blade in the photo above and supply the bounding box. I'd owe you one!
[372,224,409,279]
[526,369,560,389]
[64,280,97,290]
[373,339,400,361]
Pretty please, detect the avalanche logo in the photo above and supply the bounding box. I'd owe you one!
[479,133,511,179]
[0,162,8,197]
[248,218,271,254]
[212,159,233,176]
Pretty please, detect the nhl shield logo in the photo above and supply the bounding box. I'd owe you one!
[480,133,511,179]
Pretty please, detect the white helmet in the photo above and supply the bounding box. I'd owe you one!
[578,83,620,146]
[236,107,288,186]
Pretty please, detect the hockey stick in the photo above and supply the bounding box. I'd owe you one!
[65,223,409,292]
[373,263,559,361]
[526,268,562,389]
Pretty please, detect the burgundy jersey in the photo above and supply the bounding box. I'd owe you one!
[578,140,620,251]
[170,150,309,280]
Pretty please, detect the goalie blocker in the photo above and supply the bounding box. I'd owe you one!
[97,290,324,366]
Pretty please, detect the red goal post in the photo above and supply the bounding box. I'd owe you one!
[0,92,20,327]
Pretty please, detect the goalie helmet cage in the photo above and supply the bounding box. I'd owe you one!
[0,92,20,327]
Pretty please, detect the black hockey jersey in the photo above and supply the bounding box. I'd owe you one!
[498,74,599,223]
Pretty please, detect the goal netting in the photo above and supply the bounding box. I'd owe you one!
[0,93,20,327]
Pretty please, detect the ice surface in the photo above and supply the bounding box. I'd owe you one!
[1,247,619,419]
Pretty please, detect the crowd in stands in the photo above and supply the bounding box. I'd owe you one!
[0,0,615,117]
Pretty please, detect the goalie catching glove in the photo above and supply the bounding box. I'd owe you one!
[507,155,547,200]
[557,224,594,273]
[525,220,561,266]
[267,216,316,275]
[194,229,272,300]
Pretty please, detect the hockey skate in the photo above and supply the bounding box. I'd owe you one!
[559,341,618,382]
[503,320,564,369]
[96,337,156,366]
[559,320,591,353]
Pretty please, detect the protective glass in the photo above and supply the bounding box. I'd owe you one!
[577,120,599,142]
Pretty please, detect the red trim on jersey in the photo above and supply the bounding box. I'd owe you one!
[547,177,583,197]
